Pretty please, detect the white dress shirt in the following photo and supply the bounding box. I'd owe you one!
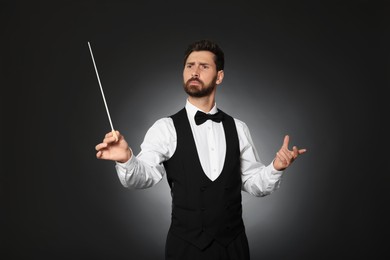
[115,99,283,197]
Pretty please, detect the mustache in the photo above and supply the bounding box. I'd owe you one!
[186,78,203,85]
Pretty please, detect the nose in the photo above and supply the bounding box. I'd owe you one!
[191,67,200,78]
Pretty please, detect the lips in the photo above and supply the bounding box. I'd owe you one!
[188,79,202,85]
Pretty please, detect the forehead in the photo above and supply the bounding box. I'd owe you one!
[186,51,215,65]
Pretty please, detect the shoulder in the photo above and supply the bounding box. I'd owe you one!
[145,117,176,141]
[233,117,252,141]
[218,108,250,134]
[233,118,249,130]
[150,117,175,132]
[152,117,174,128]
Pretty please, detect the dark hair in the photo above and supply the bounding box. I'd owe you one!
[183,39,224,71]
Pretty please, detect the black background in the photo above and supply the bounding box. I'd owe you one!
[3,0,388,259]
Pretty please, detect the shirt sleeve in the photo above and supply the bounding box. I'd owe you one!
[234,119,284,197]
[115,117,176,189]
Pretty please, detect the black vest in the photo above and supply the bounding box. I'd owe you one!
[163,108,245,250]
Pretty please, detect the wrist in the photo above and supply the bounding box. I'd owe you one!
[118,148,132,163]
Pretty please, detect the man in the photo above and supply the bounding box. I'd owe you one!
[95,39,306,259]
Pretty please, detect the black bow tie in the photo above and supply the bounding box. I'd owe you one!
[194,110,224,125]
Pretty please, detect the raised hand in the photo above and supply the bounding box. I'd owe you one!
[95,130,132,163]
[273,135,306,171]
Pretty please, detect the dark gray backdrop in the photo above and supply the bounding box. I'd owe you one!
[3,0,388,259]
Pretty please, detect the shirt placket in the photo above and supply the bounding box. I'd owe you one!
[206,120,218,180]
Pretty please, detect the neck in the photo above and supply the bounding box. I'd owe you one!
[188,95,215,112]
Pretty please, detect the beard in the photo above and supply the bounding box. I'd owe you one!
[183,76,217,98]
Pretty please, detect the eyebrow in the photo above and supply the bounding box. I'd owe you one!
[185,62,211,66]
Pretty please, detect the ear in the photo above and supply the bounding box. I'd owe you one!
[216,70,224,84]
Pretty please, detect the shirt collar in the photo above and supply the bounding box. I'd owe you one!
[185,99,218,123]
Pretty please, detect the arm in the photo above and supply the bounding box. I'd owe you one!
[95,118,176,189]
[235,120,306,197]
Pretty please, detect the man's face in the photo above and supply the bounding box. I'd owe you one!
[183,51,222,98]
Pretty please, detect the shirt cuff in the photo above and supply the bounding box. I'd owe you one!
[115,148,137,187]
[269,159,283,176]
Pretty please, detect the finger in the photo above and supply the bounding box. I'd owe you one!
[276,151,289,164]
[103,135,119,144]
[292,146,299,158]
[276,152,290,169]
[95,142,107,151]
[298,148,307,155]
[96,150,102,158]
[282,135,289,148]
[279,147,293,160]
[105,131,113,138]
[112,130,119,142]
[276,152,285,164]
